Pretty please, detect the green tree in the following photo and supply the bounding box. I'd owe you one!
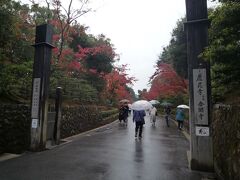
[213,0,239,2]
[58,78,98,103]
[0,1,34,102]
[69,25,96,50]
[126,86,137,101]
[0,0,14,62]
[0,1,34,63]
[202,2,240,102]
[0,62,33,102]
[0,0,131,106]
[157,18,188,79]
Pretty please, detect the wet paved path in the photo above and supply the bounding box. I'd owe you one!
[0,115,207,180]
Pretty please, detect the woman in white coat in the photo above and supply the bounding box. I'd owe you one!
[150,106,157,126]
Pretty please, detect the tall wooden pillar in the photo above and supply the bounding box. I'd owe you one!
[185,0,214,171]
[30,24,54,151]
[53,87,62,145]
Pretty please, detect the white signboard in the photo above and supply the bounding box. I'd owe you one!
[31,78,41,119]
[196,126,209,136]
[193,69,208,125]
[31,119,38,129]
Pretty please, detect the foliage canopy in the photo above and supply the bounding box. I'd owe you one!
[0,0,136,105]
[202,2,240,102]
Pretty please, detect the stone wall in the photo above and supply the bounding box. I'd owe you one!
[0,104,31,154]
[161,105,239,179]
[60,106,118,139]
[0,104,118,154]
[212,104,240,180]
[183,118,190,133]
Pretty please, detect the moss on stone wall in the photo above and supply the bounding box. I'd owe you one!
[0,104,117,154]
[0,104,31,154]
[60,105,117,139]
[213,105,240,180]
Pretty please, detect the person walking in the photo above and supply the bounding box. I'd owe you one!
[164,106,171,127]
[150,106,157,126]
[119,104,129,125]
[176,108,184,130]
[133,110,146,138]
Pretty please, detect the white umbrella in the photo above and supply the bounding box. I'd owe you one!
[149,100,160,105]
[177,104,190,109]
[131,100,153,111]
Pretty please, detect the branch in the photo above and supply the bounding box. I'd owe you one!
[67,0,73,24]
[29,0,36,4]
[45,0,50,8]
[69,8,91,24]
[45,0,51,21]
[61,5,68,15]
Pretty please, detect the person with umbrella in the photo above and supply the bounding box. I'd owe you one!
[133,110,146,138]
[176,107,185,130]
[131,100,152,138]
[118,103,129,125]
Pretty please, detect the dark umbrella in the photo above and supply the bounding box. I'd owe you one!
[160,102,173,107]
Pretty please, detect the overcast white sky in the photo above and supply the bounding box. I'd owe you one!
[21,0,218,94]
[83,0,187,94]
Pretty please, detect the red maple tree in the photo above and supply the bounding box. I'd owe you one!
[103,64,136,102]
[147,63,188,100]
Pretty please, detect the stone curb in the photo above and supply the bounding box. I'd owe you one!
[0,153,22,162]
[62,120,118,142]
[0,120,118,162]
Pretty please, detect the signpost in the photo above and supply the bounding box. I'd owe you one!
[31,78,41,119]
[196,126,210,136]
[185,0,214,171]
[30,24,54,151]
[193,69,208,125]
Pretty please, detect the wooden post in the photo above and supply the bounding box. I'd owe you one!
[53,87,62,145]
[185,0,214,171]
[30,24,54,151]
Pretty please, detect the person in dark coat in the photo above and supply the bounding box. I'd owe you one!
[133,110,146,138]
[164,106,171,127]
[119,104,129,125]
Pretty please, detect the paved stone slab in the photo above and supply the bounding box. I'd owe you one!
[0,114,212,180]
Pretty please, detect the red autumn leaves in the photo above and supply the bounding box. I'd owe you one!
[50,18,135,101]
[145,63,188,100]
[104,64,136,101]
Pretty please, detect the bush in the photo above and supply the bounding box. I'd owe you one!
[100,108,118,119]
[0,104,31,154]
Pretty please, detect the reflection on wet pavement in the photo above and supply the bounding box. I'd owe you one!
[0,114,207,180]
